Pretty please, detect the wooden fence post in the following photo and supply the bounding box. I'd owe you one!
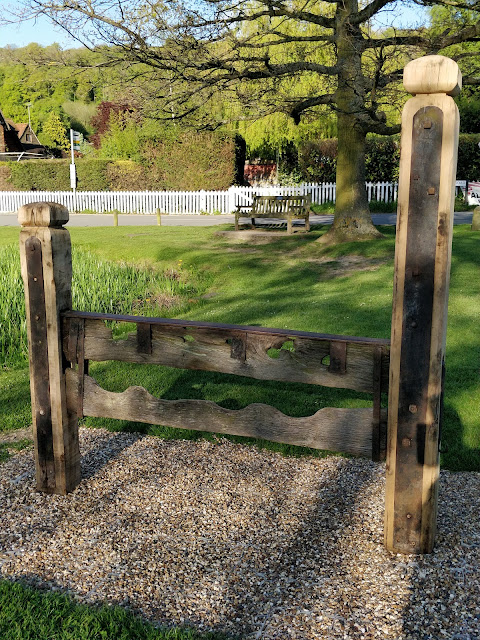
[19,202,81,494]
[385,56,461,554]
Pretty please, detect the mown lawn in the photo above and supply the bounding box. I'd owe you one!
[1,221,479,638]
[1,223,479,470]
[0,580,229,640]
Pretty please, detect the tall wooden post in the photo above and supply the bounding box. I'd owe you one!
[19,202,81,494]
[385,56,461,554]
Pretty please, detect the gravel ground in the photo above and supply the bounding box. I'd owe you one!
[1,427,479,639]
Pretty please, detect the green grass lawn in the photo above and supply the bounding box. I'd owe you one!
[1,221,479,638]
[0,581,229,640]
[1,223,479,470]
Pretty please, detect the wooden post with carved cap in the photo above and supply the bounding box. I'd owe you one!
[19,202,81,494]
[385,56,461,554]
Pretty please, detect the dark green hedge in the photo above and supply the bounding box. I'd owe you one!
[0,133,245,191]
[298,134,480,183]
[1,159,110,191]
[457,134,480,181]
[141,132,245,191]
[298,137,401,183]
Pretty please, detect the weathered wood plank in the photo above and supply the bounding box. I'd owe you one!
[385,56,460,554]
[63,310,391,345]
[67,369,382,458]
[24,236,56,491]
[19,202,81,495]
[62,316,390,394]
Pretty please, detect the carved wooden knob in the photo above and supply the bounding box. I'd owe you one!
[403,55,462,97]
[18,202,69,227]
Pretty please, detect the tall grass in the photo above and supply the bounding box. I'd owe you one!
[0,246,200,367]
[0,245,27,367]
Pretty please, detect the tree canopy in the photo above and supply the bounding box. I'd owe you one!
[4,0,480,240]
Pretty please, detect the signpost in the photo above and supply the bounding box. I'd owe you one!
[69,129,82,211]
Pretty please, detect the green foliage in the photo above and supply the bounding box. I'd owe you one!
[298,137,400,183]
[365,138,400,182]
[75,159,110,191]
[0,44,107,139]
[142,132,238,190]
[0,580,227,640]
[62,100,97,136]
[456,96,480,133]
[0,243,204,367]
[0,223,479,471]
[39,112,70,151]
[7,159,70,191]
[3,159,110,191]
[457,134,480,180]
[299,139,337,183]
[106,160,147,190]
[96,112,143,160]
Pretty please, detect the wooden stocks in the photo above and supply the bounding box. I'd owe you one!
[385,56,461,554]
[19,202,81,494]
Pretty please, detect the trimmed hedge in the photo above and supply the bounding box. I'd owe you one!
[1,159,110,191]
[141,132,244,191]
[457,134,480,181]
[298,137,400,183]
[298,134,480,183]
[0,133,246,192]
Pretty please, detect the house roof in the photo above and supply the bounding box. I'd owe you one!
[6,119,29,138]
[0,108,45,155]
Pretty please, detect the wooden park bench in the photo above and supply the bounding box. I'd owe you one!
[235,194,311,234]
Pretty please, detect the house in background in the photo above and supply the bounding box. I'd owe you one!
[0,108,47,160]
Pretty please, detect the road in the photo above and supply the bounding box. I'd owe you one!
[0,211,474,227]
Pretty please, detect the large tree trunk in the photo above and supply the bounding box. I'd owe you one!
[318,0,383,244]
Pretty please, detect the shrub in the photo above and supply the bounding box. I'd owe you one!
[106,160,147,190]
[298,139,337,183]
[457,134,480,181]
[141,132,240,191]
[75,159,110,190]
[3,159,110,191]
[0,133,245,191]
[298,137,400,183]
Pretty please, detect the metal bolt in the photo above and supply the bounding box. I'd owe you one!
[39,409,45,416]
[411,321,417,328]
[409,404,418,414]
[35,315,40,321]
[423,120,432,129]
[406,513,412,519]
[33,277,38,282]
[402,437,412,448]
[427,187,436,195]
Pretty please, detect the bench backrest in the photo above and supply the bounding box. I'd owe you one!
[252,194,312,215]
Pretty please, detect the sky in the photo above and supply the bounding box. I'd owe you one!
[0,1,429,49]
[0,4,77,48]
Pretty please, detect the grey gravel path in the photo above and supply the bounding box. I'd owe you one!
[1,428,479,639]
[0,212,474,227]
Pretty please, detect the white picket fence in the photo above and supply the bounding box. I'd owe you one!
[0,181,399,215]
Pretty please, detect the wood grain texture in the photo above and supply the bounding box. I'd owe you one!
[66,369,381,458]
[24,237,55,491]
[385,60,460,554]
[62,316,390,394]
[19,207,80,495]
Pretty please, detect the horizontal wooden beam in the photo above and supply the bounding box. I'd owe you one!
[62,313,389,394]
[66,369,383,458]
[63,311,390,346]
